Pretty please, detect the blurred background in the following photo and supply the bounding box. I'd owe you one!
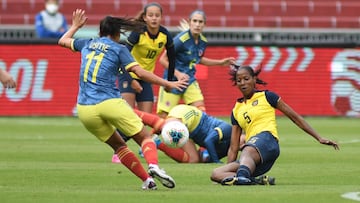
[1,0,359,117]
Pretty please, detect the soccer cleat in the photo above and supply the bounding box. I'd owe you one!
[142,177,157,190]
[148,166,176,189]
[111,154,121,164]
[152,134,162,147]
[254,175,276,185]
[221,176,254,186]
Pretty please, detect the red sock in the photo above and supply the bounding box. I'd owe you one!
[158,143,190,163]
[116,146,149,181]
[134,109,165,134]
[141,139,158,165]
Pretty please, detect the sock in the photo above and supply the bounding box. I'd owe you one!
[158,143,190,163]
[141,138,158,165]
[236,165,251,178]
[134,109,165,134]
[116,146,149,181]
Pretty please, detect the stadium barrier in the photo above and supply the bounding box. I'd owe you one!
[0,39,359,117]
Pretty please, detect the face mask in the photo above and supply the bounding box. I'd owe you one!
[45,4,59,15]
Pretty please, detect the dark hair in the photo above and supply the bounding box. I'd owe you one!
[135,2,163,22]
[99,16,144,37]
[229,64,267,86]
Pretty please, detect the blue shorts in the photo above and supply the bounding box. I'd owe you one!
[119,78,154,102]
[245,131,280,177]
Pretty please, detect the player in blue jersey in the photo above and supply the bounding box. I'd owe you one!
[58,9,188,190]
[210,64,339,186]
[156,10,236,118]
[129,104,232,163]
[118,2,175,113]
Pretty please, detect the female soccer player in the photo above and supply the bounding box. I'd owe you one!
[133,104,232,163]
[210,64,339,185]
[118,2,176,113]
[156,9,236,118]
[58,9,188,190]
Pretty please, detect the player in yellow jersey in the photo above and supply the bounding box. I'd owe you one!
[118,2,176,113]
[210,64,339,185]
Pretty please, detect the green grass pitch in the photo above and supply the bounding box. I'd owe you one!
[0,116,359,203]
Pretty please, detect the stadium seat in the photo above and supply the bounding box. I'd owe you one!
[1,0,360,29]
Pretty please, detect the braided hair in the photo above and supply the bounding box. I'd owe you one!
[229,64,267,86]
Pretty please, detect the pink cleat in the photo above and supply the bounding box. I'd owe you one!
[111,154,121,164]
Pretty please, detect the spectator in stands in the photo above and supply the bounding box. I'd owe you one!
[156,10,236,119]
[35,0,68,39]
[0,69,16,89]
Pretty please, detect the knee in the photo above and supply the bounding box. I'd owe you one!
[210,168,221,183]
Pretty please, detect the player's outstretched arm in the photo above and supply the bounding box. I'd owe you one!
[276,99,339,150]
[58,9,88,49]
[128,65,188,92]
[200,56,236,67]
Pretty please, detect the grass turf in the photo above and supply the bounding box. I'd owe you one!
[0,116,359,203]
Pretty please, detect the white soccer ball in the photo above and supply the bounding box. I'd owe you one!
[161,120,189,148]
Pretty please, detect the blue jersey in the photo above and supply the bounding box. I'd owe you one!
[163,30,208,94]
[72,37,138,105]
[168,104,231,162]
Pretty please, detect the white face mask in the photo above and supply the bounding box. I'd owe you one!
[45,4,59,15]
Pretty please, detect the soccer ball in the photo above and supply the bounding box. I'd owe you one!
[161,120,189,148]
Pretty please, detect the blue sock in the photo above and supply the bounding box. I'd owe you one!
[236,165,251,178]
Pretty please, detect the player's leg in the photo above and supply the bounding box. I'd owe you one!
[135,81,154,113]
[183,81,205,112]
[77,101,156,190]
[119,77,137,108]
[134,109,165,134]
[156,86,181,118]
[181,139,201,163]
[132,128,176,188]
[108,100,175,189]
[221,132,279,186]
[210,161,240,183]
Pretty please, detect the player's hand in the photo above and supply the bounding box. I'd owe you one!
[319,138,340,150]
[164,77,188,92]
[0,71,16,89]
[174,71,189,82]
[221,57,236,66]
[131,80,143,93]
[72,9,88,29]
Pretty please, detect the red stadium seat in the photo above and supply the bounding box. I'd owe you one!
[1,0,360,28]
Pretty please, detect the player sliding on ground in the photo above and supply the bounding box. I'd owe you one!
[210,64,339,186]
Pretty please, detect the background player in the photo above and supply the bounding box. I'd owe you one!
[156,10,235,118]
[118,2,175,113]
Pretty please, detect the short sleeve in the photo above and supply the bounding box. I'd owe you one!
[265,90,280,108]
